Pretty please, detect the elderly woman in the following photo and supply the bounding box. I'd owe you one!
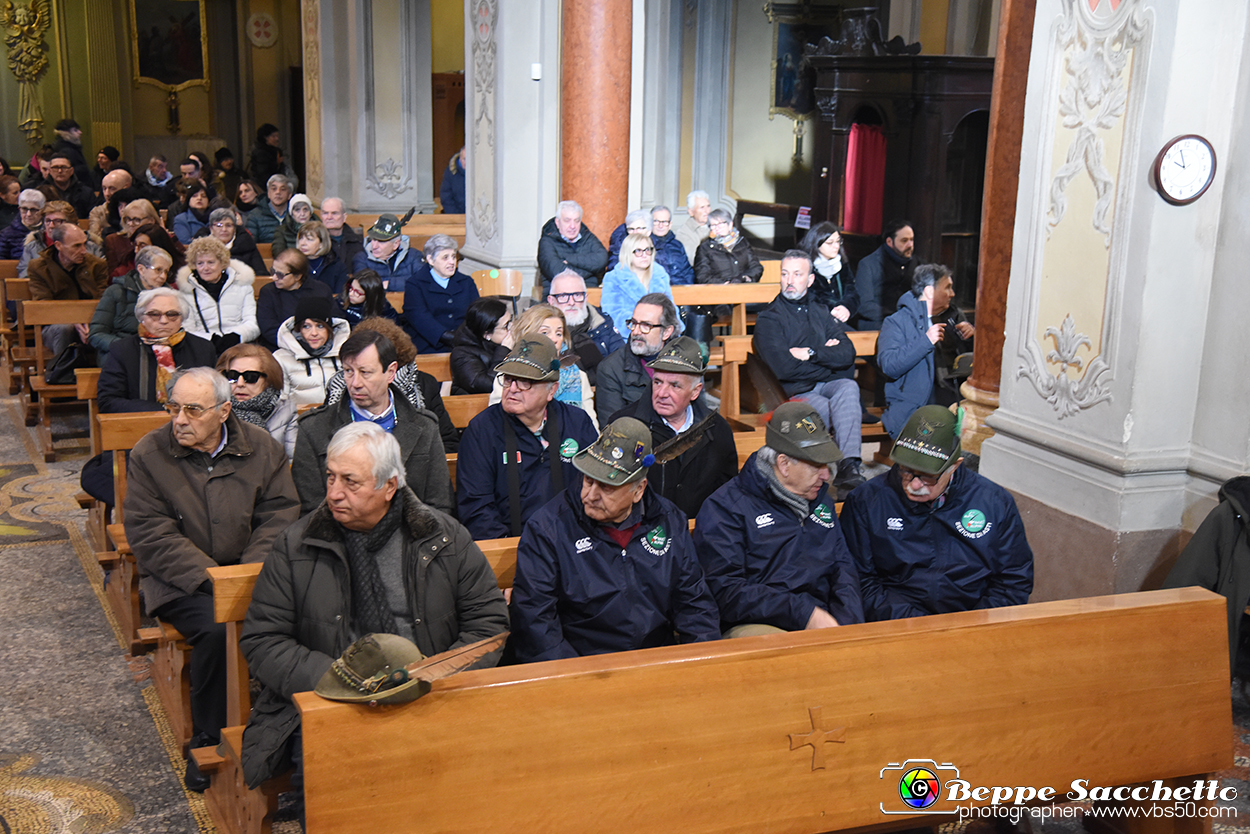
[88,245,173,357]
[274,295,351,406]
[293,220,347,293]
[270,193,316,257]
[173,181,212,244]
[18,201,102,277]
[103,198,160,277]
[450,296,512,394]
[199,206,267,276]
[336,268,397,327]
[255,247,336,350]
[216,343,298,458]
[800,221,859,323]
[175,234,259,354]
[694,208,763,284]
[602,231,675,339]
[97,286,216,413]
[489,303,596,428]
[402,232,480,353]
[132,222,185,273]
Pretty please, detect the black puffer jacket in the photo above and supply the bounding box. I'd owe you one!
[693,235,763,284]
[449,324,509,394]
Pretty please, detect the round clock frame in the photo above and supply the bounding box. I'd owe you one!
[1152,134,1216,206]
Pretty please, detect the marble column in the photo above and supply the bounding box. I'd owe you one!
[958,0,1037,454]
[560,0,632,246]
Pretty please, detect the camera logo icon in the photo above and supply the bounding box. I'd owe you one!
[879,759,960,815]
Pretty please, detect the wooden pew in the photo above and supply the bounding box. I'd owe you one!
[587,283,779,336]
[345,213,466,234]
[295,588,1230,834]
[76,368,106,550]
[5,276,34,395]
[22,298,99,460]
[256,243,272,261]
[414,352,450,382]
[386,291,404,313]
[0,261,19,388]
[443,393,489,429]
[253,275,273,300]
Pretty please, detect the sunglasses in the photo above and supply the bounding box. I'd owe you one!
[223,369,266,385]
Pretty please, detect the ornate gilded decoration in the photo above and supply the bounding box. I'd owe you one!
[1,0,51,145]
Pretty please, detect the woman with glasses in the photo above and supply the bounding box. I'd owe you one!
[88,245,173,357]
[490,303,597,429]
[800,221,859,323]
[337,269,398,327]
[0,188,44,260]
[131,222,186,274]
[293,220,347,293]
[255,248,336,350]
[216,343,298,458]
[450,296,512,394]
[274,295,351,407]
[175,235,260,355]
[693,208,763,285]
[197,206,268,276]
[18,200,102,278]
[103,198,159,277]
[602,231,675,340]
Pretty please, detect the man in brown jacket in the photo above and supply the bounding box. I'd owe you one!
[27,223,109,355]
[124,367,299,791]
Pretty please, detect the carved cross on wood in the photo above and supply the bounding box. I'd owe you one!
[789,706,846,770]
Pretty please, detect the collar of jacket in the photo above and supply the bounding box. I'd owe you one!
[887,462,968,513]
[633,390,712,440]
[303,486,443,548]
[897,291,929,321]
[162,412,254,460]
[739,449,831,511]
[566,472,665,535]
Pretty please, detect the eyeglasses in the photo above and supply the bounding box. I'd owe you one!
[122,215,147,226]
[550,292,586,303]
[142,310,182,321]
[19,206,40,214]
[626,319,663,334]
[44,217,66,227]
[626,226,649,234]
[48,164,72,172]
[710,221,731,230]
[212,221,234,229]
[165,401,224,418]
[223,369,266,385]
[497,374,535,392]
[897,466,944,487]
[633,247,655,256]
[652,218,671,227]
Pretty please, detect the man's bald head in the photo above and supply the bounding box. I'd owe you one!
[102,169,133,202]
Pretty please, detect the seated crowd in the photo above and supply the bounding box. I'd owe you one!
[21,145,1017,798]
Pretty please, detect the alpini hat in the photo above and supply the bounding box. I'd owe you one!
[366,214,403,241]
[496,335,561,382]
[573,417,654,485]
[647,336,705,374]
[314,633,428,705]
[766,401,843,465]
[890,405,963,475]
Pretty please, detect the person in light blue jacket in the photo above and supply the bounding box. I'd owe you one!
[601,231,677,340]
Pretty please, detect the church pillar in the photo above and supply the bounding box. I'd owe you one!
[958,0,1036,454]
[560,0,632,246]
[980,0,1250,600]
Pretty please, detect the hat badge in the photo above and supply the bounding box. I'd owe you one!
[917,418,935,437]
[611,446,623,460]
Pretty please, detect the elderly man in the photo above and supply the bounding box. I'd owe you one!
[877,263,949,437]
[537,200,609,293]
[695,402,863,637]
[754,250,864,496]
[39,152,95,217]
[240,421,507,787]
[609,337,737,518]
[125,367,299,790]
[293,328,453,515]
[402,233,480,353]
[244,174,293,244]
[87,168,134,238]
[606,208,653,268]
[510,417,721,662]
[841,405,1034,622]
[855,219,916,329]
[547,269,624,386]
[457,335,598,539]
[321,196,364,268]
[0,188,44,259]
[28,223,109,355]
[141,154,177,209]
[675,189,711,264]
[594,293,680,425]
[352,212,423,293]
[649,205,695,285]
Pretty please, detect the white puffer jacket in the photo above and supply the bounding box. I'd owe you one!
[273,315,351,406]
[175,259,260,343]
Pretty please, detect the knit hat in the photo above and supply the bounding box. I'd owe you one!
[214,146,234,164]
[766,401,843,465]
[294,295,333,328]
[99,146,120,162]
[647,336,705,374]
[289,193,313,214]
[573,417,654,486]
[890,405,963,475]
[495,335,560,382]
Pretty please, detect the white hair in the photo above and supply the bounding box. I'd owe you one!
[18,189,45,208]
[556,200,583,219]
[167,366,231,406]
[686,190,710,210]
[624,209,653,234]
[327,422,407,489]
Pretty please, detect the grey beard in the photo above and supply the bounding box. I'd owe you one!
[629,336,654,356]
[782,287,807,301]
[564,305,589,327]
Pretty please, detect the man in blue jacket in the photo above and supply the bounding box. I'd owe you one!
[456,335,599,539]
[877,263,948,438]
[695,402,863,637]
[510,417,722,662]
[547,270,624,386]
[841,406,1034,622]
[352,212,423,293]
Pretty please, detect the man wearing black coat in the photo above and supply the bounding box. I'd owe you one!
[536,200,608,293]
[854,220,915,329]
[321,197,365,271]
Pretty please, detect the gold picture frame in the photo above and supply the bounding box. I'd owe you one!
[764,1,841,122]
[129,0,210,93]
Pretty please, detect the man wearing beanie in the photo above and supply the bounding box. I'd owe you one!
[840,405,1034,621]
[509,416,721,662]
[695,402,864,637]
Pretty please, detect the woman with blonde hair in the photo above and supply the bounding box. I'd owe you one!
[490,302,597,429]
[175,234,258,354]
[601,231,674,339]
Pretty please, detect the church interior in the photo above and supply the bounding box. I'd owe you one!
[2,0,1249,831]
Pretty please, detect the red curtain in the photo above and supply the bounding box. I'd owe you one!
[844,123,886,236]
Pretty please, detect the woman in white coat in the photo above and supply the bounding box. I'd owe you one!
[273,295,350,407]
[175,235,259,354]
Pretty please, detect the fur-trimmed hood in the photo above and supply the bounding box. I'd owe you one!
[174,258,256,293]
[275,313,350,360]
[302,486,444,546]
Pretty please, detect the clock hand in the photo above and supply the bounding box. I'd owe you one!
[1178,149,1186,168]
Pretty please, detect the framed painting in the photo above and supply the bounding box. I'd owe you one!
[129,0,209,91]
[765,1,841,121]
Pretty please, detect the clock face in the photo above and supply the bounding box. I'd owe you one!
[1156,136,1216,205]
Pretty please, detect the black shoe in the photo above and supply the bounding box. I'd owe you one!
[861,407,880,424]
[184,754,210,792]
[833,458,866,501]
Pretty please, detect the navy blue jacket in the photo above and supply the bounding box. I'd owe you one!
[854,243,913,329]
[877,292,935,438]
[439,154,466,214]
[307,253,349,296]
[840,465,1034,621]
[510,478,721,662]
[753,290,856,395]
[402,263,481,354]
[352,236,423,293]
[695,452,863,631]
[456,401,599,540]
[606,225,695,286]
[0,215,32,260]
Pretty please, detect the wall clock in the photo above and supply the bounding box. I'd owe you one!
[1152,134,1216,205]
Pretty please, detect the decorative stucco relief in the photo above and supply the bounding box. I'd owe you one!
[470,0,498,244]
[1017,314,1112,418]
[366,158,411,200]
[301,0,323,197]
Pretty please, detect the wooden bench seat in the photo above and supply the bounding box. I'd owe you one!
[294,588,1231,834]
[21,298,100,460]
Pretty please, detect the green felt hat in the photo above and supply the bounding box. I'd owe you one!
[573,417,654,485]
[496,335,561,382]
[890,405,962,475]
[646,336,706,374]
[314,633,429,705]
[766,401,843,465]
